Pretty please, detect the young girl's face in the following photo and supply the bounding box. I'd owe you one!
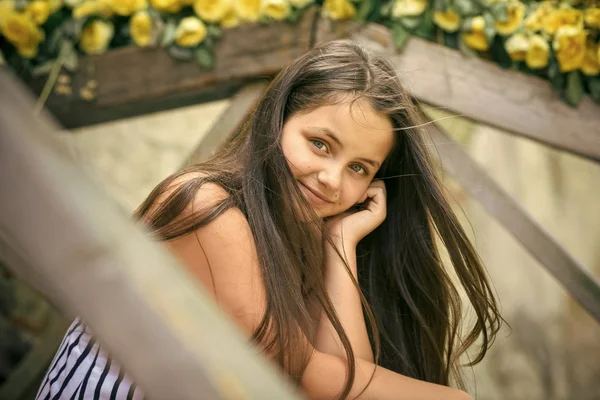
[281,98,395,218]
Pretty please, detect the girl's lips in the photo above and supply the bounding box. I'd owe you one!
[298,182,333,206]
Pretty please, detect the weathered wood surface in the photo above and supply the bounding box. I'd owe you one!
[0,311,68,400]
[427,120,600,323]
[185,82,267,166]
[29,7,319,128]
[352,25,600,162]
[0,70,301,400]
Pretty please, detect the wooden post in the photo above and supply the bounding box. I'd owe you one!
[0,70,302,400]
[427,120,600,323]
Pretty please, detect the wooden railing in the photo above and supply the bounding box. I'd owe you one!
[0,72,301,400]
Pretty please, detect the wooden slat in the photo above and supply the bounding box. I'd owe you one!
[351,25,600,162]
[0,69,301,400]
[427,121,600,323]
[28,7,318,129]
[184,82,267,166]
[0,311,68,400]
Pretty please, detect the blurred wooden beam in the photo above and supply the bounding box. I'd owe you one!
[0,69,301,400]
[352,25,600,162]
[184,82,267,166]
[427,120,600,323]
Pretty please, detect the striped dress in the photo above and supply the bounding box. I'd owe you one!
[36,318,144,400]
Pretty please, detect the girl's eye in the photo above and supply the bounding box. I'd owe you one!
[349,164,367,175]
[311,139,328,152]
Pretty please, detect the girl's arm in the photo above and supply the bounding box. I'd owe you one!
[165,181,471,400]
[314,237,374,362]
[303,350,472,400]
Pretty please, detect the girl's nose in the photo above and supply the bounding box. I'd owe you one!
[316,164,342,194]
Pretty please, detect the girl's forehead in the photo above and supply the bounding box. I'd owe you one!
[290,100,395,163]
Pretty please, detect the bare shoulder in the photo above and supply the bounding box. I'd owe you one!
[161,172,265,335]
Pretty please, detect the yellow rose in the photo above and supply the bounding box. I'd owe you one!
[526,34,549,69]
[323,0,356,20]
[0,1,16,29]
[235,0,260,22]
[1,11,44,58]
[130,10,152,46]
[392,0,428,18]
[543,8,583,36]
[175,16,206,47]
[193,0,232,23]
[261,0,290,20]
[73,0,113,18]
[48,0,64,13]
[553,26,587,72]
[290,0,312,7]
[495,1,525,36]
[584,8,600,29]
[524,1,553,32]
[150,0,181,13]
[462,16,490,51]
[504,33,528,61]
[106,0,146,16]
[25,0,51,25]
[220,6,239,28]
[433,8,461,32]
[581,41,599,76]
[80,20,114,54]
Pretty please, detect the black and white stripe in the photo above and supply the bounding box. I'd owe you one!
[36,318,144,400]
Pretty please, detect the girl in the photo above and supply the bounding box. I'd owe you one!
[37,40,501,400]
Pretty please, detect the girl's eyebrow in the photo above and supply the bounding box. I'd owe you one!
[309,126,381,168]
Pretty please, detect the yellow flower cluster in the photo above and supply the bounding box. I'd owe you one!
[0,0,55,58]
[435,0,599,76]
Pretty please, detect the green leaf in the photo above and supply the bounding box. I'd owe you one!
[47,27,65,55]
[433,0,448,12]
[489,36,512,69]
[61,40,79,72]
[168,45,194,61]
[588,76,600,104]
[392,23,411,51]
[444,32,460,49]
[194,46,214,69]
[207,24,222,38]
[31,60,56,76]
[161,19,177,48]
[413,9,434,40]
[400,16,421,30]
[356,0,375,21]
[453,0,482,16]
[565,71,584,107]
[489,1,508,22]
[288,7,302,23]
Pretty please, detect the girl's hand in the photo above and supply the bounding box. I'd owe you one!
[326,181,386,246]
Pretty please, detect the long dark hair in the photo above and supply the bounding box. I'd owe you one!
[135,40,502,398]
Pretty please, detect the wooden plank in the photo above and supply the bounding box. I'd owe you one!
[351,24,600,162]
[184,82,267,166]
[0,311,68,400]
[427,120,600,323]
[0,69,301,400]
[28,7,318,129]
